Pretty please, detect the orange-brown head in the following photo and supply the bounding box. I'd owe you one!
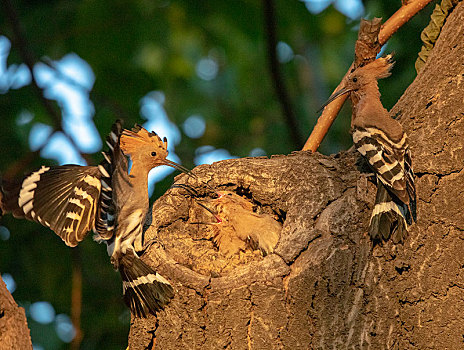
[319,54,394,110]
[344,54,394,91]
[120,124,189,173]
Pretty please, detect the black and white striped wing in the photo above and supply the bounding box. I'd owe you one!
[8,165,103,247]
[352,126,409,203]
[93,120,125,240]
[93,160,114,240]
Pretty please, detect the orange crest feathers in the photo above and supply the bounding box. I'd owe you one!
[361,53,395,80]
[119,124,168,157]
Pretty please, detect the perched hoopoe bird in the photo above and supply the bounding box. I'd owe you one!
[1,120,189,317]
[321,55,416,243]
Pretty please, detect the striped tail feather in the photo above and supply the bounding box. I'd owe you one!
[353,126,417,243]
[369,182,410,243]
[119,250,174,318]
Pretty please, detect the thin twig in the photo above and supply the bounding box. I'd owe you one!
[302,0,434,152]
[263,0,304,149]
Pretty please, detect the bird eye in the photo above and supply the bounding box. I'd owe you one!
[151,152,157,156]
[352,77,358,83]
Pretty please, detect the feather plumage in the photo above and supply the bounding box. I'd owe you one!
[0,120,181,316]
[321,54,416,242]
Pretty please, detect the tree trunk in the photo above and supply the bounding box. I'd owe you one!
[0,276,32,349]
[129,3,464,349]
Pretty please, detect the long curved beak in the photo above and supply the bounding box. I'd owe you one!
[171,183,198,196]
[162,158,218,195]
[195,201,221,223]
[162,158,194,176]
[317,87,352,113]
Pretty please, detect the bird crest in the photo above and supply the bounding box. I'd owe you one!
[356,54,395,81]
[119,124,168,158]
[318,54,395,113]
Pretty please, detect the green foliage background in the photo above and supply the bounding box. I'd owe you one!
[0,1,435,349]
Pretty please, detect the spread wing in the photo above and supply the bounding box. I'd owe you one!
[1,121,126,247]
[3,165,103,246]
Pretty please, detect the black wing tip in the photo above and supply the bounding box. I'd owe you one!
[113,119,124,131]
[131,123,143,133]
[105,119,124,147]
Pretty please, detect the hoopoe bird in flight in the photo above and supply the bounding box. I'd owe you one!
[320,55,416,243]
[1,120,189,317]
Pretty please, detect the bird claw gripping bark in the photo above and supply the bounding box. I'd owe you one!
[0,120,192,317]
[321,54,417,243]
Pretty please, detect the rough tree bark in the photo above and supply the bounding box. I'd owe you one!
[0,276,32,349]
[128,3,464,349]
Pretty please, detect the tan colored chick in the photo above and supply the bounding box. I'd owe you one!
[203,191,282,256]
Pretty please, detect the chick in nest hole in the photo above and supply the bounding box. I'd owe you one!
[193,190,282,257]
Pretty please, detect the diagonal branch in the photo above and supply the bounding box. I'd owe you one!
[262,0,304,149]
[302,0,434,152]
